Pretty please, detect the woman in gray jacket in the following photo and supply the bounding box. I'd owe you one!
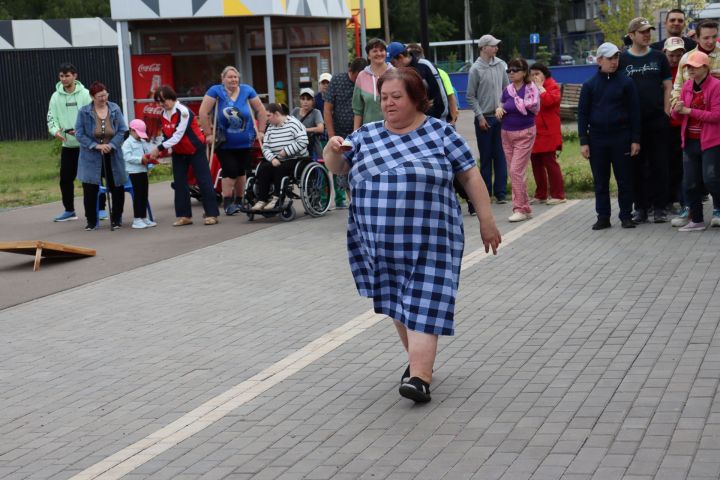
[74,82,129,230]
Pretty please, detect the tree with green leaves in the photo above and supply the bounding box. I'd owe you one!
[595,0,652,46]
[0,0,110,19]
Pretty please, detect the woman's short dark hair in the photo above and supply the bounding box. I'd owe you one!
[267,103,290,115]
[365,37,387,55]
[377,67,432,113]
[153,85,177,102]
[508,58,531,84]
[530,62,552,79]
[88,81,107,97]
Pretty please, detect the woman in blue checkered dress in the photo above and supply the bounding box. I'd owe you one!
[324,68,501,403]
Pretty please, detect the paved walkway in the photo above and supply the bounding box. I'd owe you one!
[2,193,720,480]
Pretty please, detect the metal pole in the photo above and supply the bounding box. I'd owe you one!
[264,16,275,104]
[360,0,367,55]
[382,0,390,43]
[464,0,473,62]
[116,21,134,120]
[420,0,430,58]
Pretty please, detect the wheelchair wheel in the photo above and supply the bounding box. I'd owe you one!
[300,162,331,217]
[280,204,296,221]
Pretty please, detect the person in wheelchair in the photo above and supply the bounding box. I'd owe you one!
[253,103,309,211]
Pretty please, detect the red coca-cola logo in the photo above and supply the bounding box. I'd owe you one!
[142,104,163,116]
[137,63,161,78]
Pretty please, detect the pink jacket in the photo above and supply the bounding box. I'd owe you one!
[672,74,720,150]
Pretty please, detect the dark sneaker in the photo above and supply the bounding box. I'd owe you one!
[632,211,649,224]
[653,210,668,223]
[225,203,240,216]
[592,217,611,230]
[84,224,96,231]
[468,202,476,216]
[399,377,431,403]
[496,197,508,204]
[621,218,637,228]
[111,221,122,229]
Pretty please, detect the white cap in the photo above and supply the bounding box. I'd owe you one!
[299,87,315,97]
[319,72,332,83]
[663,36,685,52]
[596,42,620,58]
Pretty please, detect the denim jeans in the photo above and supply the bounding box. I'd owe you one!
[589,136,634,220]
[682,139,720,223]
[474,116,507,200]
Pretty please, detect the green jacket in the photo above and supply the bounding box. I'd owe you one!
[47,80,92,148]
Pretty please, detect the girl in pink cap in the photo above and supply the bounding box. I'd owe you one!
[672,50,720,232]
[122,119,157,229]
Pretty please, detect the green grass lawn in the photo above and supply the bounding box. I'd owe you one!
[0,136,610,209]
[0,140,173,209]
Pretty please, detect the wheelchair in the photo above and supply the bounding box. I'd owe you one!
[239,156,332,221]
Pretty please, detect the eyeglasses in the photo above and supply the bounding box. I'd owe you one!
[506,68,523,74]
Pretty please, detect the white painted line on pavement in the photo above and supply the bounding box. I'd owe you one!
[70,200,580,480]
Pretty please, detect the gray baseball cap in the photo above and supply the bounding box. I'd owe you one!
[477,34,501,47]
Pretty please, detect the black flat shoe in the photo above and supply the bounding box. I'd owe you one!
[592,217,611,230]
[621,218,637,228]
[401,366,410,385]
[399,377,431,403]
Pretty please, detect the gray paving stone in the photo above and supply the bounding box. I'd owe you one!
[3,199,720,479]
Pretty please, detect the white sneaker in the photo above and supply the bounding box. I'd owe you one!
[143,217,157,227]
[712,209,720,227]
[263,196,279,211]
[251,201,267,211]
[131,218,148,229]
[508,211,531,222]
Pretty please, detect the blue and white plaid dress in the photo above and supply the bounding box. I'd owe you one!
[343,117,476,336]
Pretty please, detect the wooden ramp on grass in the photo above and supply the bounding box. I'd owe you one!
[0,241,96,272]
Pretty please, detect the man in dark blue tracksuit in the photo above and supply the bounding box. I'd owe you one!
[578,42,642,230]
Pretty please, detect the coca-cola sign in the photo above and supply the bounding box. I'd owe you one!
[142,104,164,116]
[137,63,162,78]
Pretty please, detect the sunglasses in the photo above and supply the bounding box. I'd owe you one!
[506,68,524,74]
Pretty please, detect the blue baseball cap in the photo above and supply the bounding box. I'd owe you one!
[386,42,407,62]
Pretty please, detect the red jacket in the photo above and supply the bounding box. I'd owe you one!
[160,102,205,155]
[672,74,720,151]
[532,77,562,154]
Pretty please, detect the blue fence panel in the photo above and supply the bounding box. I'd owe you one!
[449,72,469,109]
[450,64,596,110]
[548,64,597,84]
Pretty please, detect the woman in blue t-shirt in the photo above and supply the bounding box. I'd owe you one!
[199,66,268,215]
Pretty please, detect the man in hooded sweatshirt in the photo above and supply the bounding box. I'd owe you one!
[47,63,92,222]
[466,34,509,204]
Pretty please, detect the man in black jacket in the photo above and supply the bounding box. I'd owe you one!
[578,42,642,230]
[386,41,447,120]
